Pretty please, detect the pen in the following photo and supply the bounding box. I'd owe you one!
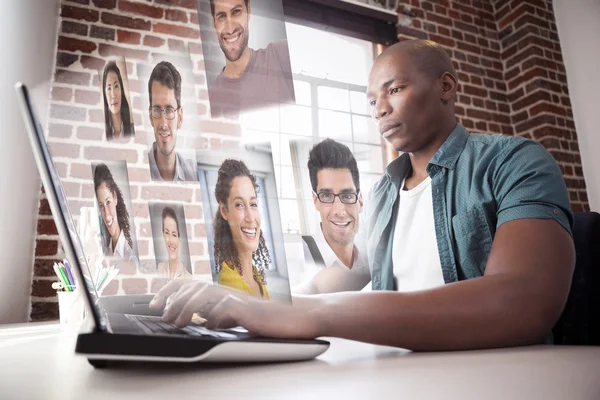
[57,264,72,292]
[63,259,76,288]
[53,263,68,291]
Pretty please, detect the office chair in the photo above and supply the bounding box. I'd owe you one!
[552,211,600,345]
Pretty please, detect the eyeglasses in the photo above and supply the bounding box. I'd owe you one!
[150,106,179,120]
[313,191,360,204]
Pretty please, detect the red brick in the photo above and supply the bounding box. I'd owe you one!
[194,260,211,275]
[194,223,207,238]
[457,41,481,55]
[190,12,199,25]
[117,29,141,44]
[30,302,59,321]
[48,123,73,139]
[85,146,138,163]
[166,9,188,23]
[122,278,148,294]
[91,0,116,8]
[141,186,194,202]
[126,167,150,183]
[515,113,556,134]
[462,84,487,97]
[427,11,452,26]
[429,34,455,48]
[498,3,536,30]
[199,120,242,136]
[153,22,199,39]
[61,21,88,36]
[530,102,567,117]
[102,12,151,31]
[143,35,165,47]
[55,69,90,86]
[51,87,73,102]
[33,258,63,277]
[48,142,81,158]
[154,0,196,9]
[78,56,103,71]
[70,163,93,180]
[75,89,101,105]
[58,36,97,53]
[37,218,59,236]
[454,20,478,35]
[168,38,186,52]
[101,280,119,296]
[89,109,105,123]
[36,240,59,257]
[98,43,149,60]
[61,5,99,22]
[189,242,205,257]
[56,52,79,68]
[119,0,164,18]
[513,90,552,111]
[50,104,87,122]
[90,25,115,41]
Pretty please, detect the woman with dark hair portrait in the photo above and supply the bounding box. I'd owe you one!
[213,159,271,299]
[157,206,192,281]
[93,163,134,260]
[102,60,134,141]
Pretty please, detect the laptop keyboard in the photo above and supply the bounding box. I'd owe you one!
[126,314,239,339]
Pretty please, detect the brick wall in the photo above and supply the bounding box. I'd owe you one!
[29,0,589,320]
[395,0,588,211]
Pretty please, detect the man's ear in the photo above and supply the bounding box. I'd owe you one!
[440,72,458,102]
[219,202,228,221]
[177,107,183,129]
[358,191,364,213]
[312,190,319,208]
[148,107,153,126]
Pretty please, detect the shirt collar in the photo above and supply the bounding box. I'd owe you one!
[427,123,470,171]
[150,142,186,181]
[312,222,358,269]
[384,123,469,182]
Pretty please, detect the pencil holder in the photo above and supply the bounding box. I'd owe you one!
[57,287,85,327]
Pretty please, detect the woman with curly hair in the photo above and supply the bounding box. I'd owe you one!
[93,163,134,260]
[213,159,271,299]
[102,60,134,141]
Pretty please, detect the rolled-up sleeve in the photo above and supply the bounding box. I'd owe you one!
[492,139,573,236]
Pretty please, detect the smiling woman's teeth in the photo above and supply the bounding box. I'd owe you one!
[241,228,256,237]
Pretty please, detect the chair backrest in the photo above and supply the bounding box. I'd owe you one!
[552,211,600,345]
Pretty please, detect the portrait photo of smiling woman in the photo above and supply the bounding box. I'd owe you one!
[92,162,138,263]
[197,144,292,302]
[212,159,271,298]
[100,58,135,141]
[149,203,193,281]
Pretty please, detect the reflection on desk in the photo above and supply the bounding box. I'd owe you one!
[0,322,599,400]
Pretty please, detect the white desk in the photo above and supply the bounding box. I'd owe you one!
[1,323,599,399]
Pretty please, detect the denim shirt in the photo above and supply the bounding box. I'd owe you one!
[363,123,573,291]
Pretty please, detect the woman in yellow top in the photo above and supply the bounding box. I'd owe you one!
[212,159,271,299]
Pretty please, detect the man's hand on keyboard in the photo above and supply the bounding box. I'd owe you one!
[149,280,321,340]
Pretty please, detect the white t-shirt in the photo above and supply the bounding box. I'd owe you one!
[392,177,445,292]
[292,223,371,294]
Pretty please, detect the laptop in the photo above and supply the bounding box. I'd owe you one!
[15,82,330,368]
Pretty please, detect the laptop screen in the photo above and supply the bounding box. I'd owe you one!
[16,83,105,330]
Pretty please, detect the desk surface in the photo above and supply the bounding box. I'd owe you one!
[1,323,599,400]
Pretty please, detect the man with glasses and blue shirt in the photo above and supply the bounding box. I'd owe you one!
[147,61,198,182]
[293,139,370,295]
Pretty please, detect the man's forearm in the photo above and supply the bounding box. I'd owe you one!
[307,274,556,351]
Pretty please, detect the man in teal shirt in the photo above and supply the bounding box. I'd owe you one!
[151,39,576,351]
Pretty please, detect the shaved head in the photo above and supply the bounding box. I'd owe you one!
[377,39,457,81]
[367,39,459,154]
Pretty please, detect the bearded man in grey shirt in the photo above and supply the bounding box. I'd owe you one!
[207,0,295,118]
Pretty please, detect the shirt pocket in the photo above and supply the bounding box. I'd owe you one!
[451,207,493,278]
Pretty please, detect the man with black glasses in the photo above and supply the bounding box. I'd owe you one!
[147,61,198,182]
[293,139,370,294]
